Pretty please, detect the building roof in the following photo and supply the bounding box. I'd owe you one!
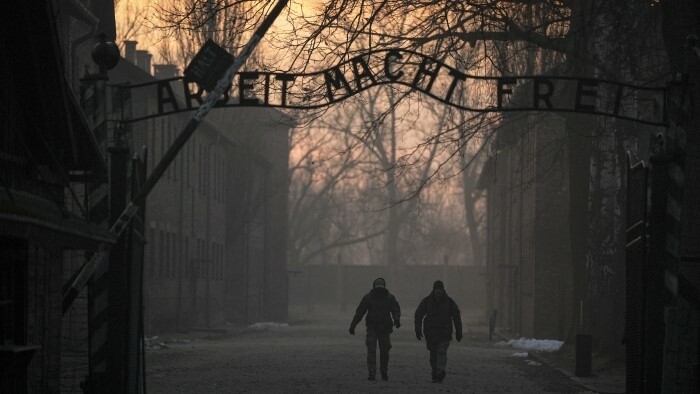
[3,0,108,174]
[0,189,116,246]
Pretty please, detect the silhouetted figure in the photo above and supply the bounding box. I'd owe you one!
[414,280,462,383]
[349,278,401,381]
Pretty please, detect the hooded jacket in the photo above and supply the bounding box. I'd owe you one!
[350,287,401,334]
[414,290,462,343]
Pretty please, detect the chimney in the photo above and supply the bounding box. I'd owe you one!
[123,40,138,64]
[135,50,152,75]
[153,64,180,79]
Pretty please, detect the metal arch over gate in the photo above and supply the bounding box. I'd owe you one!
[65,1,673,316]
[116,48,668,127]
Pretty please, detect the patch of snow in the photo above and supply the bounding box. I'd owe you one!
[510,352,529,358]
[250,322,290,330]
[496,337,563,352]
[145,336,168,350]
[525,360,541,366]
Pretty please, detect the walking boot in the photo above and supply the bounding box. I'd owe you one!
[437,370,446,383]
[381,373,388,381]
[367,375,375,381]
[431,371,438,383]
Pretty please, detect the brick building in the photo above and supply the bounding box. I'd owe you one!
[1,1,291,390]
[0,1,115,392]
[108,43,292,333]
[478,112,573,340]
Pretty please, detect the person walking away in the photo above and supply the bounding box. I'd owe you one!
[414,280,462,383]
[349,278,401,381]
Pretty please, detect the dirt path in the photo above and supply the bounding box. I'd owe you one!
[146,315,594,393]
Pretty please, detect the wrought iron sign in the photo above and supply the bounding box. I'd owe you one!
[183,39,234,91]
[117,48,668,126]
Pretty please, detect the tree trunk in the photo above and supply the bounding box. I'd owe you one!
[385,167,400,266]
[564,0,597,343]
[461,157,484,266]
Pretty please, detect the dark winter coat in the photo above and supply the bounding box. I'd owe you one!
[414,291,462,343]
[350,288,401,334]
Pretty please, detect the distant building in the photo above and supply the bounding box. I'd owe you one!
[108,43,293,333]
[478,111,573,340]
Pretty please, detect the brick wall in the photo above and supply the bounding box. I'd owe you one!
[481,112,572,339]
[139,108,230,332]
[60,250,89,393]
[26,241,63,393]
[482,147,513,330]
[533,114,572,340]
[108,61,292,331]
[259,117,291,322]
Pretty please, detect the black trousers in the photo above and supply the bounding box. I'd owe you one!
[366,329,391,376]
[428,340,450,375]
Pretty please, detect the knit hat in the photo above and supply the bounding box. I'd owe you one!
[373,278,386,288]
[433,280,445,290]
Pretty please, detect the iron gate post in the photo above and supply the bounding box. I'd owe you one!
[646,151,671,393]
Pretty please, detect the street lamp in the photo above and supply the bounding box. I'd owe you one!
[91,33,120,78]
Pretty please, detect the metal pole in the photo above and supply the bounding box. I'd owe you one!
[63,0,290,313]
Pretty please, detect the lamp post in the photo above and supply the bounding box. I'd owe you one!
[91,33,120,78]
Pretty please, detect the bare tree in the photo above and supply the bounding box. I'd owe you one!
[115,0,147,48]
[146,0,670,353]
[149,0,255,70]
[287,116,384,267]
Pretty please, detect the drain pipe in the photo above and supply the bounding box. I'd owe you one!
[63,0,100,87]
[205,132,223,327]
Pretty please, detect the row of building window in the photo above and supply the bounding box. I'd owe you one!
[147,228,225,280]
[148,117,226,202]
